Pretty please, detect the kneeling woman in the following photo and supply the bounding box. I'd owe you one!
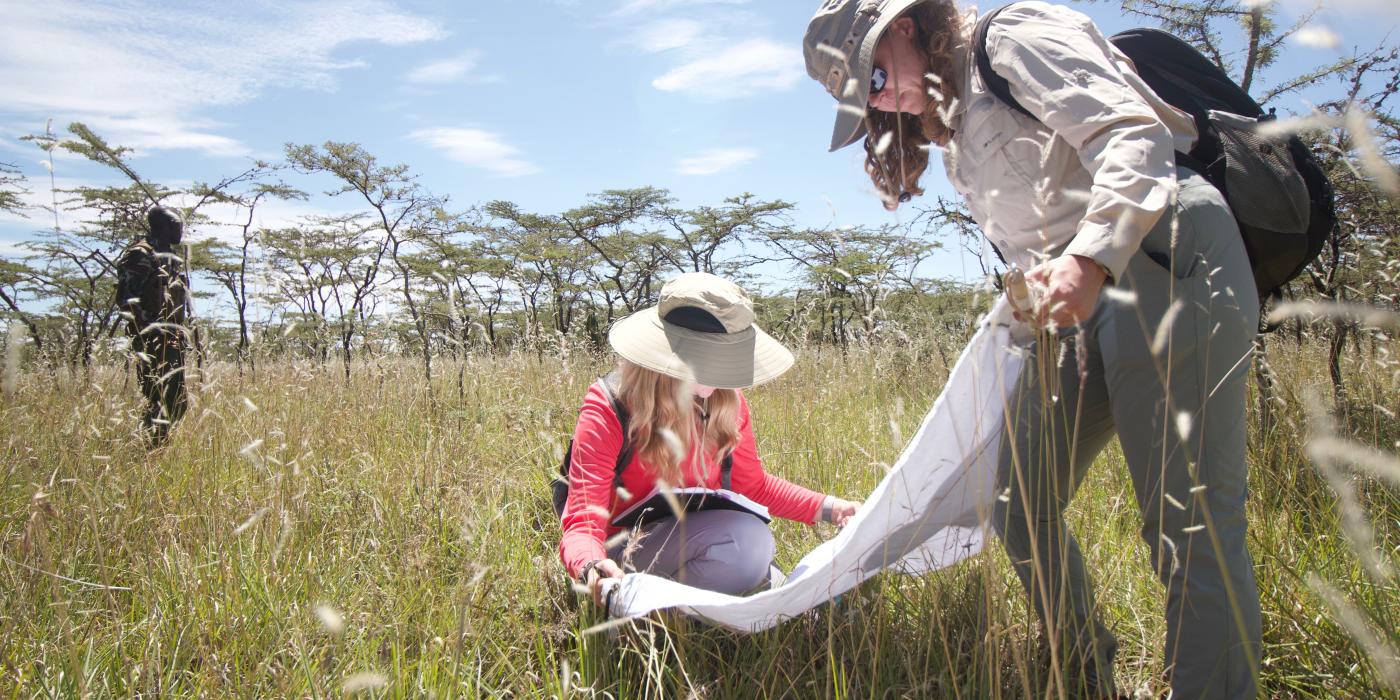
[559,272,860,605]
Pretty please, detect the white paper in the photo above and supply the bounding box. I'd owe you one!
[605,299,1028,632]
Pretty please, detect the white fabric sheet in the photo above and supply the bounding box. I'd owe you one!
[604,299,1028,632]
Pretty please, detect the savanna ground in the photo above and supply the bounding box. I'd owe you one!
[2,328,1397,698]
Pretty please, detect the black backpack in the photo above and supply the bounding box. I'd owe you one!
[550,372,734,518]
[972,4,1336,298]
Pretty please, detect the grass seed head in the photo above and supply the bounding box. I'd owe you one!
[1152,299,1184,356]
[314,604,345,634]
[342,672,387,693]
[1175,411,1192,442]
[233,507,270,535]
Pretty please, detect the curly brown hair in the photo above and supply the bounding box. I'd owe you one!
[862,0,966,210]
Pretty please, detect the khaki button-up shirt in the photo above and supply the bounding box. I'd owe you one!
[942,1,1198,280]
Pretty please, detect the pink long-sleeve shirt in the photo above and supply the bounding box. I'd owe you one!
[558,381,827,579]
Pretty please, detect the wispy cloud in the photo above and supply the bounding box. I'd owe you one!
[407,128,539,177]
[1278,0,1400,15]
[83,115,250,159]
[652,38,802,99]
[613,0,750,18]
[626,19,706,53]
[404,51,501,85]
[1294,25,1341,49]
[675,147,757,175]
[0,0,446,157]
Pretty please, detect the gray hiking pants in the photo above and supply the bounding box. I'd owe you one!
[994,167,1262,699]
[608,510,776,595]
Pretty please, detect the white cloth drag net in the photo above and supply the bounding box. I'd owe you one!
[604,299,1027,632]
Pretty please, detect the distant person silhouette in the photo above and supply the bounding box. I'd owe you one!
[116,206,189,444]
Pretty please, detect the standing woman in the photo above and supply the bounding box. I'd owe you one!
[804,1,1260,698]
[560,272,860,605]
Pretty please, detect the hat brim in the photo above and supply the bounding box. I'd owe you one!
[828,0,926,152]
[608,307,795,390]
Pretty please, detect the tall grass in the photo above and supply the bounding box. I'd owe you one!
[1,329,1395,697]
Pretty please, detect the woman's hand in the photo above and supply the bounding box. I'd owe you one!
[583,558,625,607]
[828,498,862,528]
[1023,255,1108,328]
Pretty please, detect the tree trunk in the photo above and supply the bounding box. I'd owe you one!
[1328,318,1348,413]
[341,324,354,382]
[236,302,249,379]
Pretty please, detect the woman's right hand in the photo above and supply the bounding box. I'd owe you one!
[828,498,861,528]
[584,558,626,607]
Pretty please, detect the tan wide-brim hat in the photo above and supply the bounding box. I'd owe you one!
[804,0,929,152]
[608,272,794,390]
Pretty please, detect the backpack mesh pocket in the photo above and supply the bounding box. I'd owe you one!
[1208,110,1311,234]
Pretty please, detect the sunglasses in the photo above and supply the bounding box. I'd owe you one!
[869,66,888,97]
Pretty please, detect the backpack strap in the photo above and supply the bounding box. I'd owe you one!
[598,371,632,487]
[973,3,1037,122]
[720,452,734,490]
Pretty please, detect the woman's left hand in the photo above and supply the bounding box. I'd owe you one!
[828,498,861,528]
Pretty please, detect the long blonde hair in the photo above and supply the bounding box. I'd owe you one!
[616,361,741,485]
[863,0,966,210]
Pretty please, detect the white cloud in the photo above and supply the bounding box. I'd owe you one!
[407,128,540,177]
[84,115,250,159]
[0,169,353,249]
[0,239,28,255]
[0,174,123,232]
[1294,25,1341,49]
[627,19,706,53]
[675,147,757,175]
[405,51,490,85]
[613,0,750,18]
[1277,0,1400,16]
[652,39,802,99]
[0,0,446,157]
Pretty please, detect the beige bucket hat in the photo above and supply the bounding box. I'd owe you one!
[608,272,794,390]
[804,0,929,152]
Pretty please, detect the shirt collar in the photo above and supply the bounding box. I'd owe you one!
[945,17,976,134]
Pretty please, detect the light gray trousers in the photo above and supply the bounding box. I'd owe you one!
[994,167,1262,699]
[608,510,776,595]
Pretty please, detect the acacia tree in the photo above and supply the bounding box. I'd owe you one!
[0,161,26,217]
[285,142,444,384]
[457,235,515,348]
[0,164,42,355]
[0,259,44,358]
[192,178,306,376]
[763,223,937,345]
[562,187,675,319]
[16,123,270,370]
[259,215,389,376]
[483,200,594,338]
[657,193,794,276]
[20,124,166,369]
[1293,48,1400,407]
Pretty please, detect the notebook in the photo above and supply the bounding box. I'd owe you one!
[611,487,771,530]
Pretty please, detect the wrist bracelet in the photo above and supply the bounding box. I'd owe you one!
[579,558,603,583]
[819,496,835,523]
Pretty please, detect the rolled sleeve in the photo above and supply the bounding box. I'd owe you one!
[987,1,1179,280]
[558,385,622,578]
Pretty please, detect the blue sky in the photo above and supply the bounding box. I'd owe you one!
[1,0,1395,288]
